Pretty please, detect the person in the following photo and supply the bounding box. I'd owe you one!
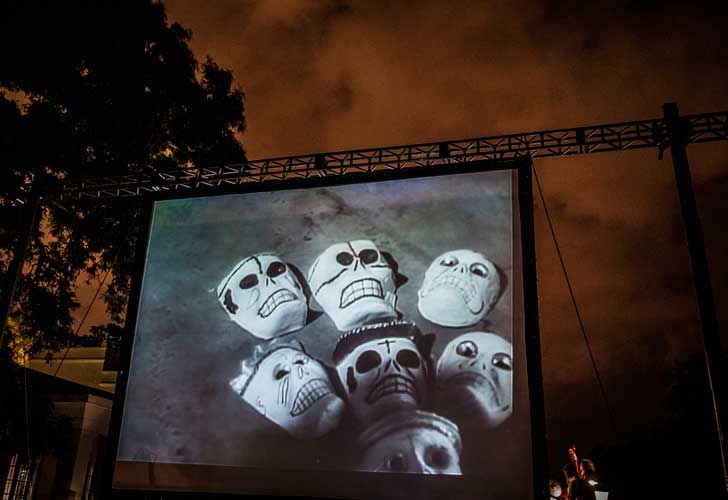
[562,461,577,499]
[562,446,597,500]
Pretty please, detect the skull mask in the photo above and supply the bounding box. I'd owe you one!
[216,253,307,340]
[418,249,500,327]
[358,410,462,475]
[332,320,429,426]
[549,480,563,499]
[308,240,397,332]
[230,340,345,439]
[436,332,513,428]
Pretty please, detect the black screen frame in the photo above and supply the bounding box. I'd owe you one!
[102,157,547,500]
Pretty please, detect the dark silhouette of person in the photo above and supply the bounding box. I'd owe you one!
[563,446,597,500]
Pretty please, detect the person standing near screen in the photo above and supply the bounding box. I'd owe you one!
[564,446,597,500]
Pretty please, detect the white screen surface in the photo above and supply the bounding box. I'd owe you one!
[113,168,533,499]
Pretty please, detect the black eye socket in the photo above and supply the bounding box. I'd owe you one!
[336,252,354,266]
[267,261,286,278]
[384,453,406,472]
[424,446,450,469]
[470,262,489,278]
[440,255,458,267]
[359,248,379,264]
[396,349,421,369]
[274,365,290,380]
[456,340,478,358]
[355,350,382,373]
[239,274,259,289]
[492,352,512,371]
[293,358,307,365]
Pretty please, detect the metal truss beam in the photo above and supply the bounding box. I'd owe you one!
[55,110,728,201]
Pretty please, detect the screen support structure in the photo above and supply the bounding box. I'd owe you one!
[663,103,728,495]
[98,193,155,499]
[102,157,544,499]
[519,159,549,500]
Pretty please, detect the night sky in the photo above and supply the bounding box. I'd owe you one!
[69,0,728,489]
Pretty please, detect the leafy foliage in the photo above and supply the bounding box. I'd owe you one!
[0,0,246,458]
[0,0,246,354]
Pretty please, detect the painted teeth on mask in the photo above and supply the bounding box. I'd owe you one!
[429,275,477,303]
[290,378,331,416]
[366,375,418,404]
[339,278,384,308]
[258,289,297,318]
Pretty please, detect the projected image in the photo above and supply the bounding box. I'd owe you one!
[115,168,531,497]
[215,253,309,340]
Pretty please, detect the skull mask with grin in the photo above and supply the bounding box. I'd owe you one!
[230,340,345,438]
[332,320,431,426]
[436,332,513,428]
[307,240,397,332]
[216,253,308,340]
[418,249,500,327]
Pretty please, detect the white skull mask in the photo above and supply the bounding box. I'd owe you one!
[333,321,428,425]
[308,240,397,331]
[436,332,513,428]
[230,343,345,439]
[549,480,563,499]
[418,249,500,327]
[358,410,462,475]
[216,253,307,340]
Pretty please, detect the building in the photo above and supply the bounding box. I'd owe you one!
[2,345,117,500]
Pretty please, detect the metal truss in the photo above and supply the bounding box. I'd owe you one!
[56,110,728,201]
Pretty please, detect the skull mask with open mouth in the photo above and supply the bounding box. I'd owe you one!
[230,340,345,438]
[436,332,513,428]
[332,320,430,426]
[216,253,308,340]
[307,240,397,332]
[418,249,500,327]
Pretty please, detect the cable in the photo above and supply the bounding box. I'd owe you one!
[52,266,113,378]
[532,165,619,439]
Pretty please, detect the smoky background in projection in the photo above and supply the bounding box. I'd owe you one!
[116,169,531,495]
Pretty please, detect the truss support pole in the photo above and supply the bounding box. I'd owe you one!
[663,102,728,494]
[519,159,549,499]
[0,192,41,352]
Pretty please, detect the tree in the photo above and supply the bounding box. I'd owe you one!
[0,0,246,457]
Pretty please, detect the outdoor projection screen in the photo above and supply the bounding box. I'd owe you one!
[110,162,537,499]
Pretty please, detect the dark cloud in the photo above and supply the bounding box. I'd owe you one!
[167,0,728,157]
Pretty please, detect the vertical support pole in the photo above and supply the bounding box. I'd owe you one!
[519,158,549,500]
[663,102,728,493]
[0,191,41,351]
